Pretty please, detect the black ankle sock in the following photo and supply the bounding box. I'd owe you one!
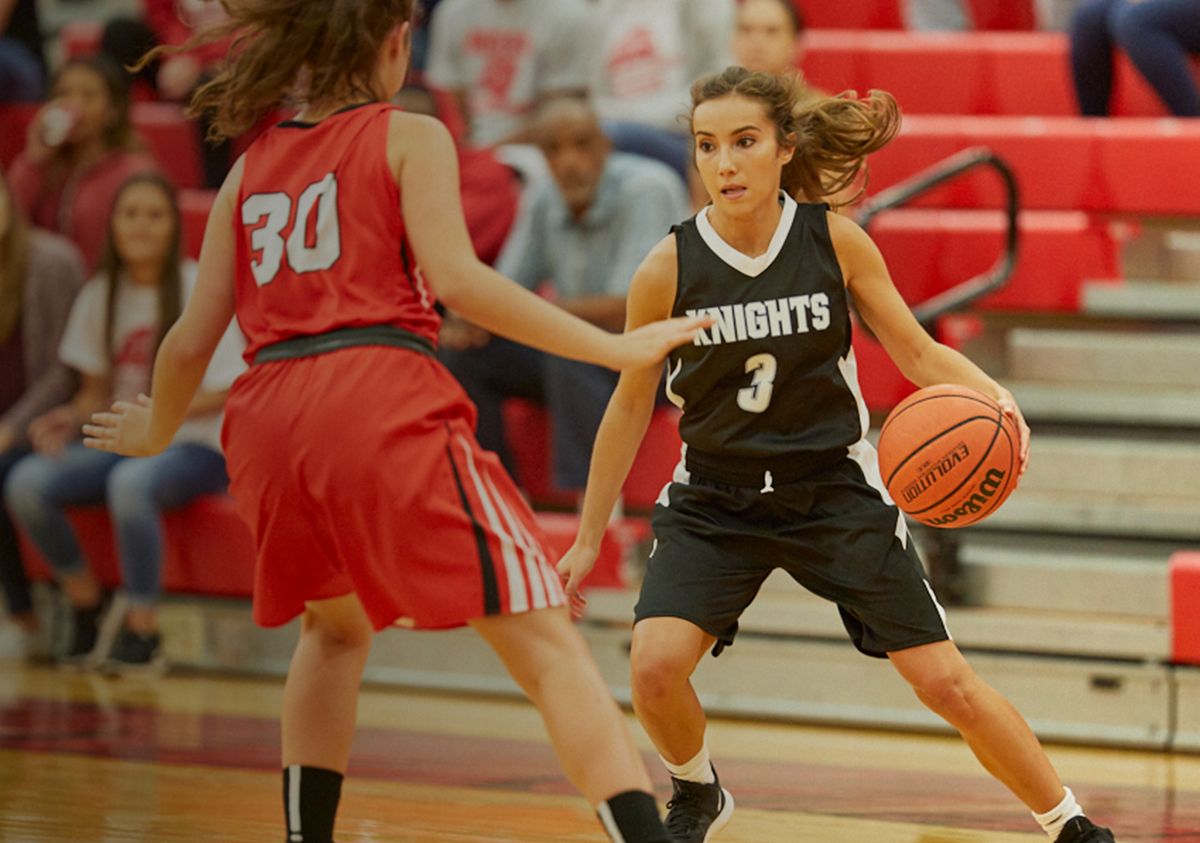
[598,790,670,843]
[282,765,343,843]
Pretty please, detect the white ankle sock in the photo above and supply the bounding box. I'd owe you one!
[1032,787,1084,840]
[661,741,715,784]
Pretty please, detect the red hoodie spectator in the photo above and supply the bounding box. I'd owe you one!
[7,56,157,271]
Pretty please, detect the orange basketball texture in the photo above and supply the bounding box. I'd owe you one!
[877,385,1019,528]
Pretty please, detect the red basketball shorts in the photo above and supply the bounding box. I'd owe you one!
[221,345,566,630]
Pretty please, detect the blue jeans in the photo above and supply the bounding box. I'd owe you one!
[0,445,33,615]
[3,443,229,606]
[1071,0,1200,116]
[0,38,44,103]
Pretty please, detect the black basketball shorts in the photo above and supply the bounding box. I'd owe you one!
[634,458,952,658]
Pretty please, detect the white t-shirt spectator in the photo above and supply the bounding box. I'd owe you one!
[426,0,593,146]
[58,261,245,451]
[589,0,735,133]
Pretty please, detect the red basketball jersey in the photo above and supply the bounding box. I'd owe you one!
[234,103,440,360]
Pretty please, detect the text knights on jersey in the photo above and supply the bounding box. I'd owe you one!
[684,293,832,346]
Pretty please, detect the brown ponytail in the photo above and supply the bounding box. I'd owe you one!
[690,66,901,208]
[136,0,418,142]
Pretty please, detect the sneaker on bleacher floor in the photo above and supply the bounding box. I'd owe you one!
[100,627,165,676]
[1057,817,1116,843]
[664,766,734,842]
[58,593,122,670]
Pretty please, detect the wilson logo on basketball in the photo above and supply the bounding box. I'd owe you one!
[900,443,969,504]
[925,468,1008,526]
[877,384,1019,529]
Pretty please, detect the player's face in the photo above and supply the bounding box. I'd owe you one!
[540,114,610,217]
[693,95,794,213]
[733,0,800,76]
[112,182,176,273]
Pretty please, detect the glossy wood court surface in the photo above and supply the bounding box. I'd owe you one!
[3,663,1200,841]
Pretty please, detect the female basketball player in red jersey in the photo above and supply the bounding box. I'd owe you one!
[82,3,712,842]
[559,68,1118,843]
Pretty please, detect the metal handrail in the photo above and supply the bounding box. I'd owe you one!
[857,147,1020,329]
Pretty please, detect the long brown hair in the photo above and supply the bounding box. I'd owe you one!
[99,173,183,370]
[0,171,31,345]
[690,66,900,208]
[138,0,419,142]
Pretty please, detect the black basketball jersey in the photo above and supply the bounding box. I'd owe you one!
[666,195,869,476]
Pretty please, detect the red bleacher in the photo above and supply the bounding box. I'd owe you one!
[796,0,1034,31]
[18,496,648,596]
[868,116,1200,215]
[803,31,1194,117]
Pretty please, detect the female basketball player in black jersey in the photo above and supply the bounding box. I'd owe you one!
[559,68,1117,843]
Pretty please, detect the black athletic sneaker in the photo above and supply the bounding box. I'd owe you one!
[101,628,166,676]
[59,602,104,666]
[1057,817,1117,842]
[664,767,734,842]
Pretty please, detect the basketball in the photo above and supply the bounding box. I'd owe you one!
[877,384,1020,529]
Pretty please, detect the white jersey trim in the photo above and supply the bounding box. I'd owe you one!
[838,349,909,549]
[696,193,797,278]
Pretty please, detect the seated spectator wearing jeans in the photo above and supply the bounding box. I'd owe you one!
[4,173,245,673]
[1071,0,1200,117]
[0,171,85,660]
[589,0,734,179]
[6,56,158,271]
[441,99,690,493]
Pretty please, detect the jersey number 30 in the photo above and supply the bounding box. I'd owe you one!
[737,352,778,413]
[241,173,341,286]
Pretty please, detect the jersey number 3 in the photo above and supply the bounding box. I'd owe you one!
[242,173,341,286]
[737,352,778,413]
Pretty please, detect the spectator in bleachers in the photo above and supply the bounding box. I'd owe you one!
[3,173,244,673]
[0,0,44,102]
[392,84,520,266]
[589,0,735,179]
[1070,0,1200,117]
[440,98,689,493]
[425,0,593,147]
[101,0,235,188]
[0,172,85,661]
[733,0,808,78]
[7,56,158,272]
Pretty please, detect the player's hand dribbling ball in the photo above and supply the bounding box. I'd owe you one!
[877,384,1021,528]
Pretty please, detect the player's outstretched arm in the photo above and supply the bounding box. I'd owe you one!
[83,159,242,457]
[558,238,679,615]
[830,211,1030,472]
[391,112,709,371]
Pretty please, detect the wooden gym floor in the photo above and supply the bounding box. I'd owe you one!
[2,662,1200,842]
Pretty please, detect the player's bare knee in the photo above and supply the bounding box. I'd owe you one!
[911,668,979,723]
[301,609,373,652]
[630,650,693,704]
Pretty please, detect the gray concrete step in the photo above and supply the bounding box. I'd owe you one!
[1006,380,1200,427]
[584,580,1170,661]
[985,488,1200,540]
[955,533,1175,618]
[153,596,1177,750]
[1015,436,1200,500]
[1083,280,1200,320]
[1007,328,1200,387]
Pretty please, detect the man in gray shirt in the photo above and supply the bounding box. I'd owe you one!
[441,98,690,492]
